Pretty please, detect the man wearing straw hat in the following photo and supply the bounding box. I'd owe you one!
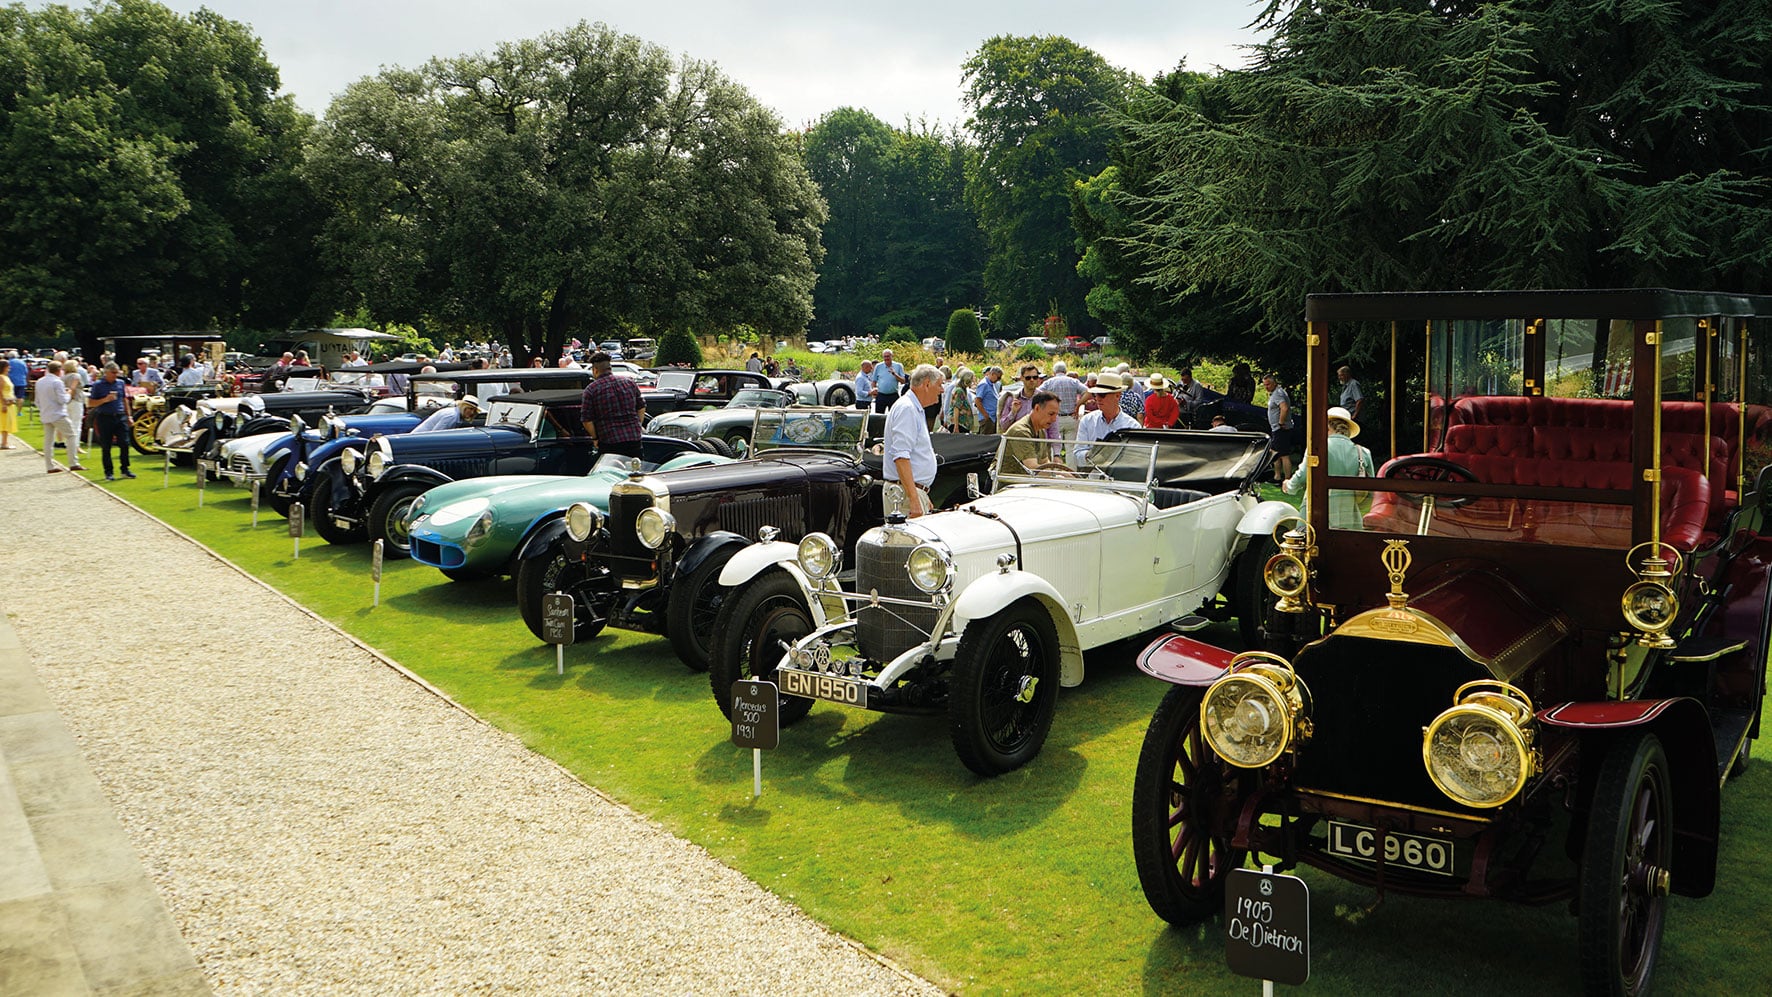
[1073,370,1140,466]
[1282,405,1374,529]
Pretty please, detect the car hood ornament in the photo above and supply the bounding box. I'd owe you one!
[1383,539,1412,610]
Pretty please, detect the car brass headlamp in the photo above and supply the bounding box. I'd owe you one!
[1263,519,1315,612]
[340,449,360,475]
[1200,651,1313,768]
[907,543,952,593]
[324,415,346,439]
[365,450,387,479]
[294,462,308,482]
[796,532,839,580]
[1423,680,1538,808]
[636,507,675,549]
[1623,542,1682,648]
[565,502,601,542]
[288,414,305,434]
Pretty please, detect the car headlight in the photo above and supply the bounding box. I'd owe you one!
[366,450,387,479]
[907,543,952,593]
[1423,681,1537,808]
[325,415,346,439]
[565,502,602,542]
[294,462,308,482]
[636,507,675,549]
[288,414,305,433]
[1200,652,1312,768]
[796,532,839,580]
[1621,581,1677,633]
[465,510,494,546]
[340,449,360,475]
[1264,552,1307,598]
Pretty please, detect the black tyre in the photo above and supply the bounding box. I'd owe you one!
[665,545,738,672]
[264,455,293,517]
[708,569,814,725]
[1131,684,1249,924]
[368,482,429,559]
[700,435,735,458]
[309,484,366,545]
[826,384,855,407]
[1578,732,1673,997]
[1234,536,1281,652]
[1730,737,1751,779]
[721,432,749,458]
[948,600,1061,776]
[515,541,614,644]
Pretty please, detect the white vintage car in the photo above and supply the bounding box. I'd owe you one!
[708,430,1296,775]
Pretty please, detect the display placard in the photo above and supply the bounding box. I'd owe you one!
[730,680,780,750]
[1225,868,1309,986]
[287,505,305,539]
[540,593,575,646]
[371,539,384,583]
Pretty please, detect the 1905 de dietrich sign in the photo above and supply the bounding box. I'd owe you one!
[1225,867,1309,986]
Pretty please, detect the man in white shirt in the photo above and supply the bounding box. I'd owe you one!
[342,351,369,369]
[883,364,945,518]
[1041,361,1086,446]
[34,360,83,472]
[414,397,480,433]
[1074,371,1141,465]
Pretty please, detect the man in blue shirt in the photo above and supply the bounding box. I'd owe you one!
[86,362,133,479]
[976,366,1001,433]
[4,350,25,400]
[872,349,907,413]
[853,361,874,410]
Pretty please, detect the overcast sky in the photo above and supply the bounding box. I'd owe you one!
[146,0,1270,129]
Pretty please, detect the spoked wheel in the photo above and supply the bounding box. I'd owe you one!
[1578,732,1673,997]
[826,384,855,407]
[369,482,428,559]
[309,485,365,546]
[515,541,615,645]
[665,546,738,672]
[1132,684,1248,923]
[949,601,1060,776]
[1233,536,1282,652]
[708,569,814,725]
[130,410,166,455]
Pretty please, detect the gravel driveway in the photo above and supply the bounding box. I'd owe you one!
[0,444,939,995]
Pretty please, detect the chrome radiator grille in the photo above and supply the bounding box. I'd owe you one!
[650,425,695,440]
[228,455,254,476]
[719,494,805,542]
[608,491,655,562]
[856,534,940,663]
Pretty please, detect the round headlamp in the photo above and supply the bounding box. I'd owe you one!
[1423,681,1537,808]
[288,414,305,434]
[565,502,602,542]
[340,449,360,475]
[636,507,675,549]
[1622,580,1677,633]
[293,461,308,482]
[1264,552,1307,598]
[907,543,952,593]
[1200,653,1312,768]
[366,450,388,479]
[465,510,494,546]
[324,415,346,439]
[796,532,839,580]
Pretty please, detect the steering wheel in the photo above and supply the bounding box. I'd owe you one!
[1383,456,1479,509]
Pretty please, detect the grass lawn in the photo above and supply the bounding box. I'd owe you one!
[67,445,1772,994]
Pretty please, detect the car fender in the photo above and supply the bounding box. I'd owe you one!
[719,541,803,588]
[679,532,751,580]
[1236,499,1299,539]
[950,572,1085,687]
[514,516,569,565]
[374,465,452,492]
[1541,696,1719,898]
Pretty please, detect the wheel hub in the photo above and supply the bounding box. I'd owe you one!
[1015,675,1039,704]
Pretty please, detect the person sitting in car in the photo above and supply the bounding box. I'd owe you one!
[413,396,480,433]
[998,390,1068,478]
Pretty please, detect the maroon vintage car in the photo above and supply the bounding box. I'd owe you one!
[1130,288,1771,995]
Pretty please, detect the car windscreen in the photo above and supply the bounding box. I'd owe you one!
[727,389,786,408]
[751,408,868,452]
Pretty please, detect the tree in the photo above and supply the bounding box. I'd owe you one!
[0,0,329,350]
[1107,0,1772,368]
[945,307,983,353]
[883,324,917,345]
[305,22,826,365]
[655,327,701,366]
[962,36,1136,340]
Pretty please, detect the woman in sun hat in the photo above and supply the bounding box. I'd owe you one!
[1282,405,1373,529]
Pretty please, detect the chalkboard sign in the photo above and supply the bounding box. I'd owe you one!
[371,539,384,583]
[287,503,305,539]
[251,480,261,512]
[730,680,779,750]
[540,592,575,646]
[1225,867,1309,986]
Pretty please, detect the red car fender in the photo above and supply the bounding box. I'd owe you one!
[1135,632,1238,687]
[1541,697,1720,898]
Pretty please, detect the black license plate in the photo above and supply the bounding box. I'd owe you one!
[779,667,869,708]
[1325,821,1455,877]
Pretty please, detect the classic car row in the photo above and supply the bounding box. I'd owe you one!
[140,288,1771,995]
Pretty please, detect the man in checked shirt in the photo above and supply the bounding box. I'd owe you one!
[579,351,647,459]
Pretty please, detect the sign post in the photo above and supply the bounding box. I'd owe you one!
[288,501,304,559]
[729,680,780,800]
[1225,866,1310,991]
[196,464,205,507]
[250,479,261,528]
[370,539,384,607]
[540,592,574,676]
[161,450,170,489]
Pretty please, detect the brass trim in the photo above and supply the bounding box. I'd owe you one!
[1651,320,1663,548]
[1668,639,1749,664]
[1486,615,1573,682]
[1294,787,1493,826]
[1334,604,1567,683]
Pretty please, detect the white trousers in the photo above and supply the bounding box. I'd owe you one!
[43,416,79,469]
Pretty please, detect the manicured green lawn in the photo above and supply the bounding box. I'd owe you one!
[88,462,1772,994]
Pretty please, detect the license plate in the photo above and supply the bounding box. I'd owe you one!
[779,667,869,708]
[1325,821,1455,877]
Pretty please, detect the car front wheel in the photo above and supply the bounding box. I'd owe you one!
[309,485,365,546]
[1131,684,1248,924]
[948,600,1060,776]
[1233,536,1283,652]
[665,546,738,672]
[515,541,614,644]
[264,455,293,517]
[708,568,814,725]
[369,482,429,559]
[1578,731,1673,997]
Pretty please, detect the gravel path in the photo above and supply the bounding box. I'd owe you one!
[0,444,940,995]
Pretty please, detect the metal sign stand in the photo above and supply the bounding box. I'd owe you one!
[196,464,205,507]
[540,591,575,675]
[288,501,304,559]
[250,480,260,528]
[371,539,384,607]
[729,681,780,800]
[162,450,170,488]
[1225,864,1310,991]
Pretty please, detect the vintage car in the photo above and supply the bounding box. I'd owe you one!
[128,381,226,455]
[312,389,702,554]
[406,450,731,581]
[178,384,378,473]
[514,408,1000,671]
[1129,288,1772,995]
[709,430,1289,775]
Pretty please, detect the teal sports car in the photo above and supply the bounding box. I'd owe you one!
[406,451,730,581]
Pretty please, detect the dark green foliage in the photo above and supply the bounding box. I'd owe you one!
[963,36,1136,341]
[944,308,984,353]
[1099,0,1772,369]
[656,327,702,366]
[883,324,918,345]
[1015,342,1049,361]
[0,1,330,346]
[802,108,984,340]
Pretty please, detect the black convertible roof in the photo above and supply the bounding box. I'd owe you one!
[412,369,592,387]
[1306,288,1772,322]
[482,388,583,407]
